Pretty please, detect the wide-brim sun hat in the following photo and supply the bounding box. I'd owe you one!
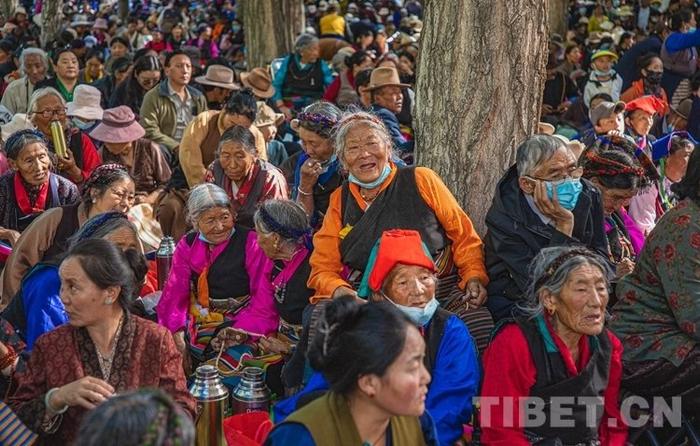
[66,85,104,120]
[90,106,145,143]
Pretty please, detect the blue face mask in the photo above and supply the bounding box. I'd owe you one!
[384,296,439,327]
[198,227,235,245]
[72,117,97,131]
[689,27,697,33]
[544,178,583,210]
[348,165,391,189]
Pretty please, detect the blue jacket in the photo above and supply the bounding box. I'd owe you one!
[20,264,67,352]
[372,104,413,153]
[271,54,334,103]
[272,314,480,446]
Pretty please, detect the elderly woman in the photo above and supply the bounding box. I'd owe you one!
[8,238,195,444]
[1,164,135,303]
[2,212,143,352]
[611,145,700,416]
[272,33,334,118]
[280,101,344,226]
[156,184,279,368]
[308,111,491,348]
[28,87,102,183]
[0,47,49,114]
[265,297,437,445]
[91,106,171,205]
[580,147,650,279]
[481,247,627,445]
[276,229,479,445]
[205,125,288,228]
[0,130,79,244]
[76,389,195,446]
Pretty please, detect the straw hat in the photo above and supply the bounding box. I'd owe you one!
[195,65,240,90]
[240,67,275,98]
[90,106,146,144]
[366,67,410,91]
[254,103,285,128]
[66,85,104,120]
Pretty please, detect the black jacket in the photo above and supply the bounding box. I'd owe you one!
[484,165,609,301]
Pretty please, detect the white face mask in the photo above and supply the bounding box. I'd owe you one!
[383,294,439,327]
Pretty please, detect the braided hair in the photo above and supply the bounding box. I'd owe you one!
[81,164,133,212]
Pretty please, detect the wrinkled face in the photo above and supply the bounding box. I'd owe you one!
[12,142,51,186]
[343,124,391,184]
[24,54,47,85]
[544,263,609,336]
[519,146,579,195]
[374,86,403,114]
[221,113,253,130]
[165,54,192,86]
[91,177,136,214]
[299,42,320,62]
[255,222,281,259]
[626,109,654,136]
[591,179,638,216]
[137,69,161,90]
[384,264,436,308]
[104,226,140,251]
[31,94,67,135]
[110,42,129,59]
[59,257,118,327]
[219,141,256,183]
[367,326,430,417]
[85,56,104,78]
[667,143,694,176]
[298,126,333,161]
[54,51,79,80]
[197,206,234,245]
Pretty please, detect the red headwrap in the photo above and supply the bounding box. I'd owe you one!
[625,95,665,116]
[367,229,436,292]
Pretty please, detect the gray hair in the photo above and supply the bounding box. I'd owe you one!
[186,183,231,228]
[68,215,139,250]
[516,135,569,177]
[19,48,49,77]
[519,246,612,319]
[253,199,310,247]
[28,87,65,114]
[296,101,342,139]
[216,125,257,156]
[334,110,394,168]
[295,33,319,53]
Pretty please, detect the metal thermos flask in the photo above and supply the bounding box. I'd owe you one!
[230,367,271,415]
[156,236,175,290]
[49,121,67,159]
[189,364,228,446]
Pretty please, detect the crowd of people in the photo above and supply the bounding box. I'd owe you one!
[0,0,695,445]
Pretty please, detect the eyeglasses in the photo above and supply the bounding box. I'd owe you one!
[529,166,583,183]
[110,187,136,203]
[33,108,67,119]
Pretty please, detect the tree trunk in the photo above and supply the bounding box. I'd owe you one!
[415,0,548,234]
[0,0,17,23]
[548,0,568,37]
[119,0,129,23]
[40,0,63,48]
[240,0,304,69]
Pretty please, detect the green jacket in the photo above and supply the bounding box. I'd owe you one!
[139,80,207,152]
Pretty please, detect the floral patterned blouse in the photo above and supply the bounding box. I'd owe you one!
[611,198,700,367]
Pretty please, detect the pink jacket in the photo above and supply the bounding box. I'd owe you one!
[156,230,279,337]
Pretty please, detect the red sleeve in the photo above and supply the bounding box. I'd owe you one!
[598,331,628,446]
[480,324,535,446]
[139,261,159,296]
[323,76,341,103]
[80,134,102,180]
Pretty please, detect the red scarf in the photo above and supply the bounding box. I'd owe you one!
[231,162,261,206]
[14,173,49,216]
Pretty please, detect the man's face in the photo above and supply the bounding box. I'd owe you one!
[374,86,403,114]
[595,112,625,134]
[165,54,192,86]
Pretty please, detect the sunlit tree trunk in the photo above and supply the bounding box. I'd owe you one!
[240,0,305,69]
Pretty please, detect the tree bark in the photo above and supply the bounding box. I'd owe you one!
[119,0,129,23]
[415,0,549,234]
[548,0,568,37]
[0,0,18,23]
[40,0,63,48]
[240,0,305,69]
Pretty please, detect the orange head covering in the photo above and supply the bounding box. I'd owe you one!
[358,229,436,298]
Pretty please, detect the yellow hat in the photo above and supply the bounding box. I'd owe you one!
[591,49,618,61]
